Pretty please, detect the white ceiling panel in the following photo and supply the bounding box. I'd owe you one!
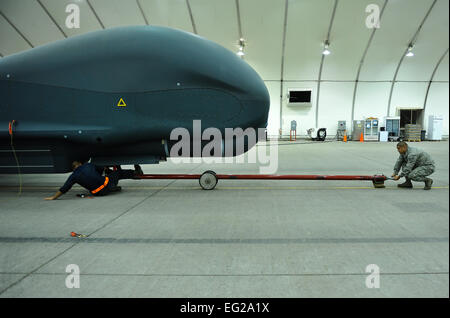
[390,82,428,111]
[359,0,435,81]
[0,14,31,55]
[283,0,334,81]
[0,0,65,47]
[138,0,193,33]
[397,0,449,81]
[239,0,285,80]
[189,0,239,53]
[0,0,447,83]
[40,0,103,37]
[89,0,146,28]
[433,52,449,81]
[321,0,385,81]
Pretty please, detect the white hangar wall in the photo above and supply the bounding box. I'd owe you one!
[264,79,449,138]
[253,0,449,138]
[425,83,450,137]
[353,82,391,125]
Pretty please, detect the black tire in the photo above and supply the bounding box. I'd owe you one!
[317,128,327,141]
[199,170,218,190]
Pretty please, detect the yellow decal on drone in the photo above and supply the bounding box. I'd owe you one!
[117,98,127,107]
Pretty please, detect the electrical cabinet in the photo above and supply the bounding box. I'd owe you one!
[352,120,364,141]
[337,121,346,141]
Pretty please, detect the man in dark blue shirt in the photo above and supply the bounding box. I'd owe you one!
[45,161,143,200]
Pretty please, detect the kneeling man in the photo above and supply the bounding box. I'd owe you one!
[392,141,435,190]
[45,161,143,200]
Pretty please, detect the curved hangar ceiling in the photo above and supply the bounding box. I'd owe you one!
[0,0,448,133]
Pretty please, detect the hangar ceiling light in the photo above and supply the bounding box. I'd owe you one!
[406,44,415,57]
[322,41,331,56]
[237,38,246,57]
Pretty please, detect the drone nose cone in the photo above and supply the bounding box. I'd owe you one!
[235,65,270,129]
[245,79,270,128]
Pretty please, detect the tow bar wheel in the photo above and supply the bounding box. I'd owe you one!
[199,171,218,190]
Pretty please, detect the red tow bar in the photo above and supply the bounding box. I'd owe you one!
[136,172,388,190]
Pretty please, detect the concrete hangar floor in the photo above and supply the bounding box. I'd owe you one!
[0,140,448,297]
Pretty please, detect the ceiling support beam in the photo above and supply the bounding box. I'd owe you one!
[0,10,34,48]
[350,0,388,133]
[278,0,289,135]
[315,0,339,128]
[386,0,437,117]
[186,0,197,34]
[235,0,243,39]
[136,0,149,25]
[36,0,67,38]
[86,0,105,29]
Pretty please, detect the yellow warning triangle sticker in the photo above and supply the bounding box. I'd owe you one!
[117,98,127,107]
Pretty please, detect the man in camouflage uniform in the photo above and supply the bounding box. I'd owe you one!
[392,141,435,190]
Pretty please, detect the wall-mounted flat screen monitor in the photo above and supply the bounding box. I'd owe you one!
[289,90,311,103]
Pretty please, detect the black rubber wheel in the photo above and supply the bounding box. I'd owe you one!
[317,128,327,141]
[199,170,218,190]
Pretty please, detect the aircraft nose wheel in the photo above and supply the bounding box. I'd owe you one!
[199,171,218,190]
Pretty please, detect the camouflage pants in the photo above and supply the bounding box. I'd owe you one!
[403,164,435,182]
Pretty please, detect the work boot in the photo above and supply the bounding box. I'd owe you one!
[398,178,413,188]
[134,164,144,176]
[109,186,122,193]
[424,178,433,190]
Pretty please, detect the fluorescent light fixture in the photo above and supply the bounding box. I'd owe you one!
[406,44,414,57]
[237,38,246,57]
[322,41,331,55]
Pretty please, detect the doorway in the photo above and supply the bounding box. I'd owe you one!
[399,109,423,128]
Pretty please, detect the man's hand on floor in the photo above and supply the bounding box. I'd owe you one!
[44,191,63,200]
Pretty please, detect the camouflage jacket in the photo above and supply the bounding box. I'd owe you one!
[393,146,435,177]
